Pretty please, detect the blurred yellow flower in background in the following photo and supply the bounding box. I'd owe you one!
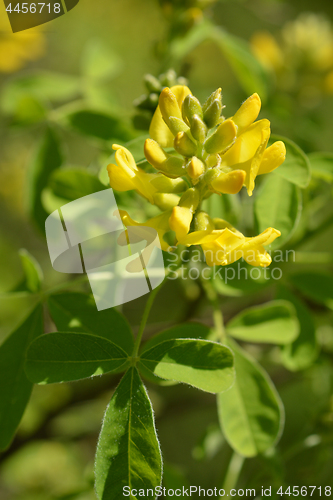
[251,12,333,100]
[0,12,45,73]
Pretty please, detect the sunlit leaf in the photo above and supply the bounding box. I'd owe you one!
[95,368,162,500]
[270,135,311,188]
[254,173,302,249]
[226,300,299,344]
[1,71,80,114]
[25,332,130,384]
[18,249,43,293]
[42,167,107,212]
[61,109,134,142]
[48,292,134,355]
[140,339,234,393]
[0,305,43,450]
[217,339,284,457]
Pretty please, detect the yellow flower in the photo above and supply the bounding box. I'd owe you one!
[108,85,284,270]
[118,209,172,252]
[107,144,186,204]
[0,14,45,73]
[179,226,281,267]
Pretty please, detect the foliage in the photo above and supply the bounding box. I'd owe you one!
[1,1,333,499]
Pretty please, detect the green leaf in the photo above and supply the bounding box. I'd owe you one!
[99,135,149,186]
[0,305,43,450]
[62,109,134,142]
[95,367,162,500]
[42,167,107,212]
[25,332,130,384]
[81,40,123,81]
[277,287,318,371]
[307,152,333,182]
[139,339,234,393]
[217,340,284,457]
[270,135,311,188]
[18,250,43,293]
[27,127,64,232]
[140,323,211,385]
[1,71,80,113]
[48,293,134,355]
[211,26,268,101]
[142,322,211,353]
[0,292,40,344]
[254,173,302,249]
[213,261,271,297]
[226,300,299,344]
[289,272,333,310]
[11,95,47,126]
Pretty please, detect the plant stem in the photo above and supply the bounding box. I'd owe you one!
[201,277,226,342]
[220,451,245,498]
[132,282,163,358]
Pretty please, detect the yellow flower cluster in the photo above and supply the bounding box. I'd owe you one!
[107,86,286,267]
[251,12,333,97]
[0,13,45,74]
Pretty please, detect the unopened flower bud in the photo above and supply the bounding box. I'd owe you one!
[150,175,187,193]
[203,99,222,128]
[204,119,237,154]
[190,114,207,143]
[179,187,200,211]
[187,156,205,180]
[174,131,197,157]
[182,94,203,124]
[194,211,214,231]
[153,193,180,210]
[144,74,162,93]
[159,87,188,136]
[144,138,185,178]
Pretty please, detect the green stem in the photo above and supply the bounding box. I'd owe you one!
[220,451,245,498]
[201,277,226,342]
[132,282,163,358]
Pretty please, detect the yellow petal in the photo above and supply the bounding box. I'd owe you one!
[107,163,135,191]
[169,206,193,240]
[258,141,286,175]
[232,93,261,133]
[241,228,281,267]
[204,119,237,154]
[210,169,246,194]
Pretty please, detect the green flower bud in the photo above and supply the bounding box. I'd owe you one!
[202,88,222,113]
[150,176,187,193]
[203,99,222,128]
[144,74,162,93]
[182,94,203,124]
[168,116,189,136]
[174,131,197,157]
[144,138,186,178]
[179,187,200,211]
[190,114,207,142]
[193,211,215,231]
[160,69,178,87]
[153,193,180,210]
[187,156,205,180]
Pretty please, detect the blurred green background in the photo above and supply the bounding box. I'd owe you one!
[1,0,333,498]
